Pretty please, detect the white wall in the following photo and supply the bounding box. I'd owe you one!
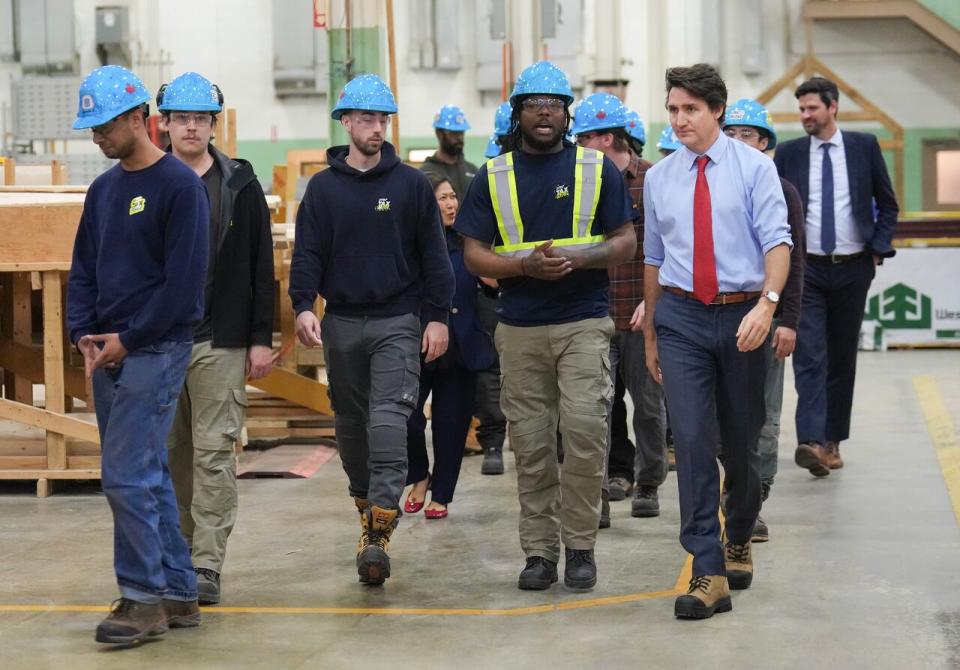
[1,0,958,154]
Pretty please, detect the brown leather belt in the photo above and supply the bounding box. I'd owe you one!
[662,286,762,305]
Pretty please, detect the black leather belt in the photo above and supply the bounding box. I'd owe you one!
[806,252,865,265]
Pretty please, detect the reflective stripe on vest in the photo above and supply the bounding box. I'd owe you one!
[486,146,605,257]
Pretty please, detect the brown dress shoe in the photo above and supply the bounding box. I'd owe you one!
[724,540,753,589]
[823,441,844,469]
[162,599,201,628]
[794,442,830,477]
[674,575,732,619]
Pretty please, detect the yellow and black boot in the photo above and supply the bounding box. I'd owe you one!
[356,506,399,586]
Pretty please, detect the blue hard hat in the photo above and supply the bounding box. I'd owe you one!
[493,102,512,137]
[509,61,574,107]
[434,104,470,132]
[331,74,398,121]
[656,125,681,152]
[571,93,628,136]
[624,109,647,146]
[157,71,223,113]
[73,65,151,130]
[484,134,501,159]
[722,98,777,149]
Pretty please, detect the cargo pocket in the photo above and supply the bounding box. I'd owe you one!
[398,356,421,410]
[223,388,249,441]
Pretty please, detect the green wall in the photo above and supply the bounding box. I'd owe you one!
[238,125,960,211]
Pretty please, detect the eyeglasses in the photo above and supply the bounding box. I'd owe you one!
[723,127,760,141]
[169,112,214,127]
[576,133,600,146]
[521,97,566,112]
[90,117,121,136]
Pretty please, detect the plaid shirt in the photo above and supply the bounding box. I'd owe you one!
[609,152,654,330]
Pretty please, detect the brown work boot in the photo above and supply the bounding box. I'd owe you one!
[724,538,753,590]
[794,442,830,477]
[162,599,201,628]
[674,575,732,619]
[357,505,399,586]
[95,598,168,644]
[823,441,844,469]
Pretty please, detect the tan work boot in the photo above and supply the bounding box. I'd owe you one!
[794,441,830,477]
[823,441,844,469]
[357,505,399,586]
[95,598,168,644]
[674,575,732,619]
[724,538,753,590]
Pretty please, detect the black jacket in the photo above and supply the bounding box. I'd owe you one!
[773,131,898,258]
[203,145,275,348]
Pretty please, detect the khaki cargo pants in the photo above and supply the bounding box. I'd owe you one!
[167,341,247,573]
[495,316,614,564]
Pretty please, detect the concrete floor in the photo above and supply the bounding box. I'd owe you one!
[1,350,959,669]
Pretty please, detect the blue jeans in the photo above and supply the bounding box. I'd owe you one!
[93,340,197,604]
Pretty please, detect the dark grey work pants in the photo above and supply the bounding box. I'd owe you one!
[321,312,421,509]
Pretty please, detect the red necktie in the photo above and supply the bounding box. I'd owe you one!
[692,155,718,305]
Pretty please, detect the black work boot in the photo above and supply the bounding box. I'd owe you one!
[95,598,168,644]
[195,568,220,605]
[564,548,597,592]
[481,446,504,475]
[357,506,399,586]
[517,556,558,590]
[599,489,611,529]
[631,485,660,518]
[162,599,201,628]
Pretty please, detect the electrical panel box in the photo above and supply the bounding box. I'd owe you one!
[542,0,583,90]
[16,0,76,74]
[0,0,15,61]
[474,0,507,93]
[95,6,130,45]
[12,76,82,140]
[272,0,329,97]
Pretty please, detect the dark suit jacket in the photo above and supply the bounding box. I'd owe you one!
[773,130,898,258]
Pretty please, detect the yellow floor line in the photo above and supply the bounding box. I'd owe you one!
[0,556,694,617]
[914,375,960,526]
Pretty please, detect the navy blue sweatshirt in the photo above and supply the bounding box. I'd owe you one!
[289,142,454,323]
[67,154,209,352]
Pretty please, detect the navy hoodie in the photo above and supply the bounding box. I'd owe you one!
[67,154,209,352]
[289,142,454,323]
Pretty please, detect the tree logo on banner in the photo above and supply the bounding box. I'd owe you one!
[864,283,932,329]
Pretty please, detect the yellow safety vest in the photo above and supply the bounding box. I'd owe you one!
[486,146,605,257]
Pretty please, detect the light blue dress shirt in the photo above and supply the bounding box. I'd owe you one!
[643,131,792,293]
[807,129,864,255]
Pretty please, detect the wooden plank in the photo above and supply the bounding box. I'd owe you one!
[0,203,83,265]
[249,366,332,415]
[0,185,87,193]
[0,468,99,480]
[0,338,88,401]
[246,426,336,439]
[11,273,33,405]
[0,399,99,443]
[1,157,14,185]
[41,271,67,469]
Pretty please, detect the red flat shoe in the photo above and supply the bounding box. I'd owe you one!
[424,506,448,519]
[404,495,424,514]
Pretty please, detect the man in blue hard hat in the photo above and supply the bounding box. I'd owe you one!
[721,98,806,543]
[456,61,636,593]
[158,72,275,606]
[290,74,454,587]
[473,100,514,477]
[642,64,791,619]
[656,125,681,158]
[421,104,478,201]
[67,65,209,643]
[574,94,666,526]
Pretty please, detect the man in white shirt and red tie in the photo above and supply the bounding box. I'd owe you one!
[773,77,898,476]
[642,64,792,619]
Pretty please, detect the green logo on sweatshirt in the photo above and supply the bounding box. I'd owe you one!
[375,198,391,212]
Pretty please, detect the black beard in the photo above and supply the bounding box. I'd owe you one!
[440,139,463,156]
[520,126,563,152]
